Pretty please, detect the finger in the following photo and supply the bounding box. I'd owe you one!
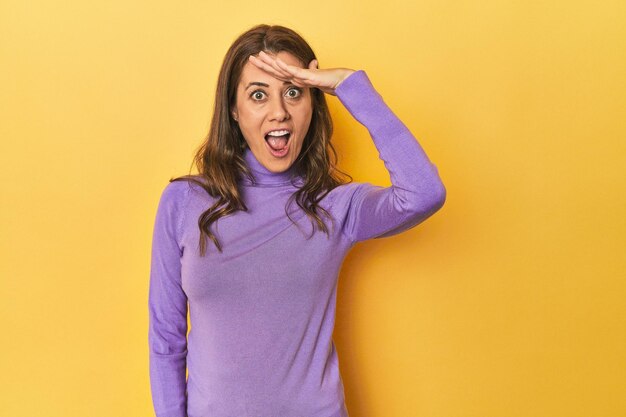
[291,79,307,87]
[270,54,317,81]
[257,51,292,78]
[259,51,290,77]
[275,58,313,81]
[274,60,324,89]
[274,56,300,73]
[249,54,280,75]
[248,55,290,80]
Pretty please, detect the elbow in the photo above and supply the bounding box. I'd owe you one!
[423,182,446,215]
[399,181,446,216]
[432,182,447,211]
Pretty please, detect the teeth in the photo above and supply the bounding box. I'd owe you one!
[266,130,290,136]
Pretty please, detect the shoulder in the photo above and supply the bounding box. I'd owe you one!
[159,179,191,201]
[156,178,200,215]
[160,175,220,209]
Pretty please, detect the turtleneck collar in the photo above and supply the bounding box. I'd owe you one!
[241,147,301,186]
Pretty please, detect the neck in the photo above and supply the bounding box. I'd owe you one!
[241,147,300,186]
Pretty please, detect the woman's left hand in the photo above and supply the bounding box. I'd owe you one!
[249,51,355,96]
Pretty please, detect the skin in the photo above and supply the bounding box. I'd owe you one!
[231,50,355,173]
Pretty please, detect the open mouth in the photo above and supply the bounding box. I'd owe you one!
[264,132,291,157]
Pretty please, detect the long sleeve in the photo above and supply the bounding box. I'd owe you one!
[334,70,446,243]
[148,181,189,417]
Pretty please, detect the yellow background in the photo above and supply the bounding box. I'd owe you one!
[1,1,624,416]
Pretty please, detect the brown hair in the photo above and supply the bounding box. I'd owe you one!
[172,23,351,256]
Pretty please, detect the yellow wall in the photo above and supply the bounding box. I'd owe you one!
[1,1,624,416]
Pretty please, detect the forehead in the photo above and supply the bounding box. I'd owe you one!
[238,51,304,86]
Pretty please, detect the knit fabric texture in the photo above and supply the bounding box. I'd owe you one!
[148,70,446,417]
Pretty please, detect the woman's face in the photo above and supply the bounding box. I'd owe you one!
[232,51,313,173]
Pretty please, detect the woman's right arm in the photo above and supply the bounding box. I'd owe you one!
[148,181,189,417]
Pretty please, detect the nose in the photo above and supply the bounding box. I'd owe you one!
[268,95,289,121]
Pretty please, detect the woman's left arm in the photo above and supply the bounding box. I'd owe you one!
[334,70,446,242]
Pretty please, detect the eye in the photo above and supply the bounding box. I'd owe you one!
[286,87,302,98]
[250,90,266,100]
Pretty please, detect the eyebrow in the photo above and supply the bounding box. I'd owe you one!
[245,81,294,90]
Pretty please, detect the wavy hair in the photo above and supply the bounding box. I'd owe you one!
[172,24,352,256]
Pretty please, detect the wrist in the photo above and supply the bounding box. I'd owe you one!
[335,69,356,89]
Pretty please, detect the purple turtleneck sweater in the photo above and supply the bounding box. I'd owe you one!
[148,70,446,417]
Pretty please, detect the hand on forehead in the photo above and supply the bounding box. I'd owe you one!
[248,51,318,88]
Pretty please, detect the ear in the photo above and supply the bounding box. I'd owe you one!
[231,107,238,122]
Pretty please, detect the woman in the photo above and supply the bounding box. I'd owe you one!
[148,24,446,417]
